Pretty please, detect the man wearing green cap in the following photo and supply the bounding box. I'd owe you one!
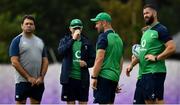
[58,19,95,104]
[90,12,124,104]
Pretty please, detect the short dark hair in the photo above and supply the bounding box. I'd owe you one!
[22,15,35,24]
[143,4,157,11]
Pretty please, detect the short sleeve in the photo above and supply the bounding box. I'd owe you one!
[157,26,172,43]
[42,46,48,57]
[9,35,22,57]
[96,33,108,50]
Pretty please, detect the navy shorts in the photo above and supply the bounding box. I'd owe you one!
[93,76,118,104]
[15,82,44,101]
[133,79,145,104]
[153,73,166,100]
[141,73,166,101]
[61,78,89,102]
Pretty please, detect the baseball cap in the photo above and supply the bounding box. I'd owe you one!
[70,19,83,28]
[90,12,112,22]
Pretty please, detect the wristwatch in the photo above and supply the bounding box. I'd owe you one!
[155,56,158,61]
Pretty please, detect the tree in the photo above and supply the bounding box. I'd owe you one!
[97,0,144,58]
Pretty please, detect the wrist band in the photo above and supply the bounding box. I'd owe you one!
[155,56,158,61]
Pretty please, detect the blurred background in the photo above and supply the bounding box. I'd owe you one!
[0,0,180,63]
[0,0,180,104]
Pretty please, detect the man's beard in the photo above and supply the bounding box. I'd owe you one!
[24,29,34,35]
[97,27,104,33]
[144,16,154,25]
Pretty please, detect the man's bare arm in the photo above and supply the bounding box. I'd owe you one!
[92,49,105,77]
[145,40,176,61]
[11,56,36,85]
[91,49,105,90]
[36,57,49,85]
[40,57,49,78]
[126,55,139,77]
[157,40,176,60]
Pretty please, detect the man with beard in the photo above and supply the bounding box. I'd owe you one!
[9,15,48,104]
[138,4,176,104]
[90,12,123,104]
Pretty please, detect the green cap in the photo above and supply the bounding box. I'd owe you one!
[70,19,83,28]
[90,12,112,22]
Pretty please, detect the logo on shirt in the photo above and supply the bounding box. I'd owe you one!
[141,40,146,47]
[151,33,158,38]
[16,95,19,99]
[63,95,68,99]
[75,50,81,59]
[133,99,136,103]
[22,41,27,45]
[151,93,155,99]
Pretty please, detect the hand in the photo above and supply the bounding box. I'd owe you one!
[126,64,133,77]
[115,85,122,93]
[145,54,156,61]
[132,55,137,61]
[91,78,97,90]
[27,76,37,86]
[79,60,87,67]
[36,76,44,85]
[72,29,81,40]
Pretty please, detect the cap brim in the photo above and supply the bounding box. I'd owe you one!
[90,18,98,22]
[70,26,83,28]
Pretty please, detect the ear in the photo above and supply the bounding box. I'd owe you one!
[80,28,83,32]
[102,21,106,27]
[21,24,23,29]
[102,20,106,24]
[69,27,74,33]
[69,27,72,31]
[153,10,157,17]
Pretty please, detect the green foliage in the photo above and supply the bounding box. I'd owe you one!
[158,0,180,35]
[0,0,179,63]
[0,42,9,63]
[0,0,101,63]
[98,0,144,58]
[0,13,21,63]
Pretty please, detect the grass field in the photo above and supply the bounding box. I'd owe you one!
[0,60,179,104]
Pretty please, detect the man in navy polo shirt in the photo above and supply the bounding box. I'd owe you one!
[90,12,124,104]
